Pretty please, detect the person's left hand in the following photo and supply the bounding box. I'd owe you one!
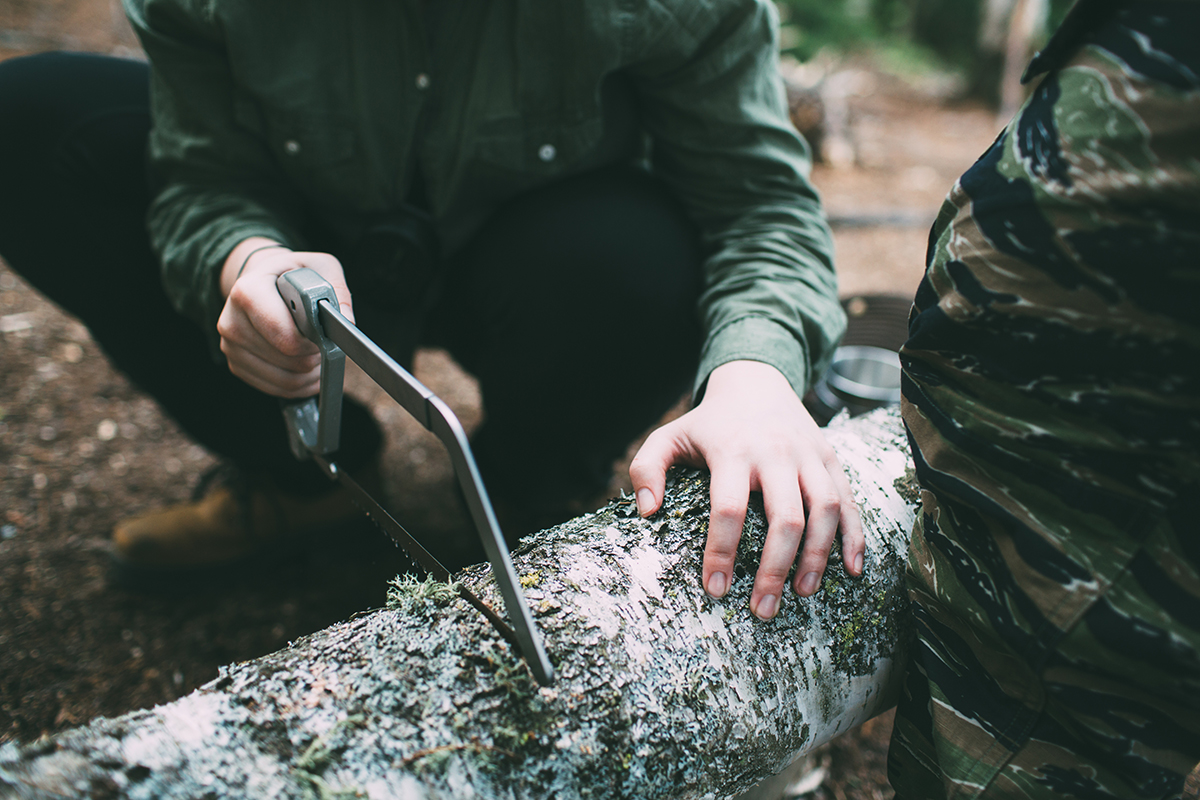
[629,359,863,620]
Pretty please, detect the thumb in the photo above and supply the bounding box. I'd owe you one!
[628,426,687,518]
[300,254,355,325]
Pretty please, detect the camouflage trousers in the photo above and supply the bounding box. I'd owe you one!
[888,2,1200,798]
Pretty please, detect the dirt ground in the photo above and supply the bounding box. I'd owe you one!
[0,4,1004,798]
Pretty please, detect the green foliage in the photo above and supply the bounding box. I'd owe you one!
[776,0,1082,101]
[1047,0,1076,31]
[778,0,1080,59]
[775,0,913,61]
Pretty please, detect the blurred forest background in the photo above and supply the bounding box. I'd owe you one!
[2,0,1071,105]
[777,0,1070,101]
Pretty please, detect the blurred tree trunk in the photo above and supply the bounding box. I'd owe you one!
[998,0,1049,118]
[907,0,1051,107]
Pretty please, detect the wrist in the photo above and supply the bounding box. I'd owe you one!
[220,237,288,298]
[706,360,790,396]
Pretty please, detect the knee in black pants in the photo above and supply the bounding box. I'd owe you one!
[0,53,382,495]
[432,166,703,526]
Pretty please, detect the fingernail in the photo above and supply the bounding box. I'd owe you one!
[799,572,820,596]
[636,488,655,517]
[706,571,728,598]
[755,594,779,620]
[853,553,864,574]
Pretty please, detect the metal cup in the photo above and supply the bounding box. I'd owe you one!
[807,345,902,425]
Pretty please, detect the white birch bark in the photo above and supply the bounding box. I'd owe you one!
[0,406,918,800]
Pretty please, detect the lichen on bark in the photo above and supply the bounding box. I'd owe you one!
[0,407,916,800]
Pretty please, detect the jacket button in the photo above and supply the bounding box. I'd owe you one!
[538,144,556,162]
[283,139,302,156]
[415,73,431,90]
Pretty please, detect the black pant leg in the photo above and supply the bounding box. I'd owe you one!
[0,52,381,494]
[430,165,702,527]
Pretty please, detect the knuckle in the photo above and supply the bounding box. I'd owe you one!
[282,369,317,392]
[709,499,743,526]
[632,427,673,464]
[757,565,791,586]
[272,328,316,359]
[703,537,739,564]
[772,507,806,533]
[216,313,240,342]
[820,447,843,470]
[801,540,834,566]
[275,338,308,358]
[807,490,841,517]
[628,450,654,478]
[227,280,252,305]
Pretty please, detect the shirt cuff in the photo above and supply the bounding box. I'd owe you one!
[693,316,811,403]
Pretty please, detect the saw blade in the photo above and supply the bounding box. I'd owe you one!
[278,267,554,686]
[313,455,522,649]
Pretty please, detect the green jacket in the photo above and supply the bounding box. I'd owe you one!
[124,0,844,398]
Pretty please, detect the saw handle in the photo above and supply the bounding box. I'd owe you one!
[277,269,346,458]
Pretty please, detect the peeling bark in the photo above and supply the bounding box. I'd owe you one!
[0,407,917,800]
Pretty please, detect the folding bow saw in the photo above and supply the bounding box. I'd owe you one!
[277,268,554,686]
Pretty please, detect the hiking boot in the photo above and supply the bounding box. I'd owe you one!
[110,465,375,589]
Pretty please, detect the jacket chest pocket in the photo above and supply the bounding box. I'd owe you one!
[234,93,366,205]
[472,115,605,178]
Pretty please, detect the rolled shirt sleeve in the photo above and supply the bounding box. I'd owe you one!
[125,0,307,350]
[630,0,844,399]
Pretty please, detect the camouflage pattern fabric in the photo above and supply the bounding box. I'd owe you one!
[888,2,1200,798]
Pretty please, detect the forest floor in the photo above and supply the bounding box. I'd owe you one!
[0,3,1005,798]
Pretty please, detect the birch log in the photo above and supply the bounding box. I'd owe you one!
[0,406,919,800]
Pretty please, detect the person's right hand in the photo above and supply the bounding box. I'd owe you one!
[215,237,355,398]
